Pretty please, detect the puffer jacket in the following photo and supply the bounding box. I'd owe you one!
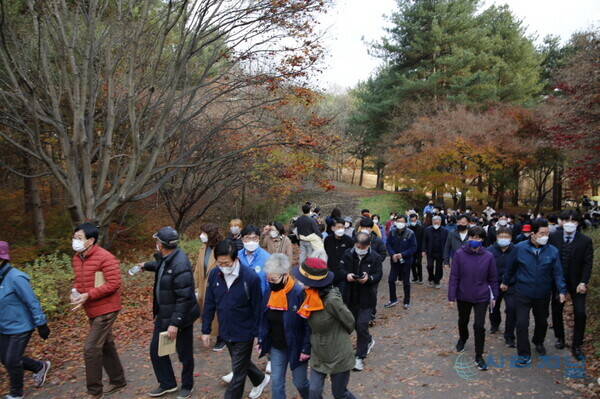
[72,244,122,318]
[144,248,200,330]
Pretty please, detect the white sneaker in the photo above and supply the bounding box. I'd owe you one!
[6,395,24,399]
[33,360,51,388]
[353,357,364,371]
[248,374,270,399]
[221,371,233,384]
[265,360,271,374]
[367,339,375,356]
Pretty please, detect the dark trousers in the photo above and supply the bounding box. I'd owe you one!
[0,330,43,397]
[457,300,488,357]
[411,253,423,281]
[309,368,355,399]
[389,261,411,304]
[348,305,373,359]
[225,340,265,399]
[426,254,443,284]
[552,287,587,346]
[150,320,194,391]
[85,311,126,395]
[515,292,550,357]
[489,285,517,340]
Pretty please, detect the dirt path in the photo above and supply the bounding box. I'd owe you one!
[19,183,590,399]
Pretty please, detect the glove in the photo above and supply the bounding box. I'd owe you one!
[37,324,50,340]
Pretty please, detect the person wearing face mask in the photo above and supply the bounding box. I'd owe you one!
[547,214,559,234]
[408,214,425,284]
[338,232,383,371]
[139,227,200,399]
[238,226,270,294]
[486,227,517,345]
[202,241,269,399]
[260,222,294,262]
[226,219,245,252]
[193,223,224,352]
[296,204,324,264]
[371,214,386,245]
[324,218,355,289]
[443,214,470,268]
[501,220,567,367]
[422,216,449,288]
[257,254,310,399]
[514,223,532,243]
[385,212,397,235]
[70,223,126,399]
[343,217,355,238]
[448,226,498,371]
[549,210,593,358]
[423,200,435,216]
[385,216,417,309]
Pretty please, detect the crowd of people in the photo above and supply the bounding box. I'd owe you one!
[0,199,595,399]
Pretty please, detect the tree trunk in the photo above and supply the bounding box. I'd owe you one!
[511,167,520,206]
[23,156,47,245]
[477,175,484,205]
[552,164,562,211]
[358,157,365,187]
[351,167,356,185]
[376,166,385,190]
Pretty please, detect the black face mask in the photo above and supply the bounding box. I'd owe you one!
[269,280,286,292]
[457,224,468,231]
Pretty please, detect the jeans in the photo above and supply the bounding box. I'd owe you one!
[225,340,265,399]
[270,347,309,399]
[0,330,43,397]
[388,261,411,304]
[309,368,356,399]
[299,241,313,265]
[411,253,423,281]
[426,255,443,284]
[515,292,550,357]
[348,305,373,359]
[457,300,488,358]
[552,286,587,346]
[149,320,194,391]
[84,311,126,395]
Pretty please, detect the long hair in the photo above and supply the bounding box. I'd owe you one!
[201,223,223,248]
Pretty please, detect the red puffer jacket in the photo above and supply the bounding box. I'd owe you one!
[72,245,122,318]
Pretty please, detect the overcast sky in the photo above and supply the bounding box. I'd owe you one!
[315,0,600,92]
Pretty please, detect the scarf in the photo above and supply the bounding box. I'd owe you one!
[297,288,324,319]
[266,276,295,311]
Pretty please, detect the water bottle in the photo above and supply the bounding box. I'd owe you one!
[71,288,80,301]
[128,264,142,276]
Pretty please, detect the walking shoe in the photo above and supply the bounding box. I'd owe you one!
[456,339,466,353]
[514,356,531,368]
[148,386,178,397]
[475,356,488,371]
[176,388,193,399]
[490,326,499,334]
[265,360,271,374]
[33,360,51,388]
[104,382,127,395]
[248,374,270,399]
[505,337,516,348]
[435,284,441,289]
[555,339,565,349]
[367,339,375,356]
[417,279,424,284]
[213,340,226,352]
[353,357,364,371]
[221,372,233,384]
[572,346,583,359]
[88,394,104,399]
[384,300,399,308]
[411,277,418,283]
[428,281,434,287]
[535,344,546,356]
[6,396,24,399]
[404,303,410,310]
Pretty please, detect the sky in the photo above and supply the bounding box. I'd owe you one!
[315,0,600,92]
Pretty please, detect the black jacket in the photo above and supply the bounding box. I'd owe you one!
[296,214,321,237]
[548,230,594,290]
[338,248,383,309]
[487,243,517,285]
[422,226,448,256]
[370,233,387,261]
[324,234,354,282]
[144,249,200,330]
[408,224,425,252]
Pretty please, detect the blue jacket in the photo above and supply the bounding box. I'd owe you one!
[238,247,270,293]
[386,227,417,265]
[503,240,566,299]
[202,263,263,342]
[258,283,311,370]
[0,264,47,334]
[448,245,498,303]
[487,243,517,286]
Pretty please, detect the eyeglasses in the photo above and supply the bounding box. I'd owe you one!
[266,274,285,283]
[242,236,260,243]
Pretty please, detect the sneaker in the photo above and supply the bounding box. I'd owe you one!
[221,372,233,384]
[456,339,466,353]
[535,344,546,356]
[475,356,488,371]
[428,281,434,287]
[33,360,51,388]
[148,386,178,397]
[505,338,516,348]
[176,388,193,399]
[435,284,441,289]
[353,357,364,371]
[367,339,375,356]
[104,382,127,395]
[417,279,424,284]
[411,277,418,283]
[213,340,226,352]
[265,360,271,374]
[490,326,499,334]
[6,395,24,399]
[572,346,583,359]
[248,374,270,399]
[555,339,565,349]
[384,300,399,308]
[514,356,531,368]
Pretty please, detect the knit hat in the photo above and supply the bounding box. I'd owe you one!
[292,258,333,288]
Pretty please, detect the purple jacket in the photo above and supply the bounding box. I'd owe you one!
[448,245,498,303]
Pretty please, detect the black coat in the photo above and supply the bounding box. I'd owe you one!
[408,224,425,252]
[548,231,594,290]
[338,248,383,309]
[144,249,200,330]
[370,233,388,261]
[324,234,354,282]
[422,226,448,256]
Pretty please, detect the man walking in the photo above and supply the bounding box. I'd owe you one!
[296,204,323,264]
[408,214,424,284]
[443,214,469,267]
[385,216,417,309]
[422,216,448,288]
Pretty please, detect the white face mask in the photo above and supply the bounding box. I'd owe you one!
[524,233,531,237]
[498,220,508,226]
[361,228,372,235]
[200,233,208,243]
[334,228,345,237]
[230,226,241,235]
[355,247,369,256]
[219,262,237,276]
[389,215,395,220]
[244,241,259,252]
[156,243,162,253]
[563,222,577,233]
[433,224,441,230]
[344,223,350,228]
[269,230,279,239]
[373,219,379,224]
[536,236,549,246]
[395,222,406,230]
[469,224,476,228]
[72,238,88,252]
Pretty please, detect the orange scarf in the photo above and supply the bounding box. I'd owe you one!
[266,276,295,311]
[297,288,324,319]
